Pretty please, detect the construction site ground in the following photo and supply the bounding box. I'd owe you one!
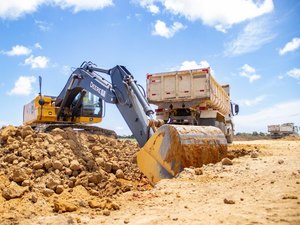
[0,126,299,225]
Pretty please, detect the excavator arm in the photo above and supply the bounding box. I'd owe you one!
[55,62,155,147]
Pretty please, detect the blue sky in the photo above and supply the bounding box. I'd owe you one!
[0,0,299,135]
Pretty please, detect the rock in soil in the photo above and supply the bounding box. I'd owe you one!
[53,200,78,213]
[2,182,28,200]
[222,158,233,166]
[103,210,111,216]
[194,168,203,175]
[224,198,235,204]
[250,152,259,158]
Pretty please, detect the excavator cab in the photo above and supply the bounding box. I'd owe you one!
[72,92,103,118]
[23,91,104,126]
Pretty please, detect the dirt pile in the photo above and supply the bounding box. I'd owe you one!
[0,125,150,216]
[282,135,300,141]
[233,135,271,141]
[227,143,264,159]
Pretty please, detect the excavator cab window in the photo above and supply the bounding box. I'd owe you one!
[81,92,103,117]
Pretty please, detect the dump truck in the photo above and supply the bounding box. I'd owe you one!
[146,67,239,143]
[23,62,234,184]
[268,123,299,139]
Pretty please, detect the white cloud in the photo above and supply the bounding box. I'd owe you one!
[2,45,32,56]
[136,0,154,6]
[278,75,284,80]
[0,0,43,19]
[214,25,227,33]
[136,0,160,14]
[235,99,300,133]
[225,18,275,56]
[62,65,72,75]
[179,60,210,70]
[0,0,113,19]
[8,76,36,96]
[152,20,185,38]
[53,0,113,13]
[34,43,42,49]
[153,0,274,32]
[24,55,49,69]
[115,126,125,131]
[237,95,266,107]
[170,60,215,76]
[287,68,300,80]
[240,64,261,83]
[135,13,142,21]
[35,20,52,32]
[279,37,300,55]
[147,4,160,14]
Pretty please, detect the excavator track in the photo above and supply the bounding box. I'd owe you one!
[33,124,117,139]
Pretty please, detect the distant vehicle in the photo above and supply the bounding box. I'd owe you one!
[268,123,299,139]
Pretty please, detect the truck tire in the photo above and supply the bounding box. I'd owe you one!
[218,122,226,134]
[226,126,233,143]
[198,118,216,126]
[199,119,226,135]
[226,133,233,144]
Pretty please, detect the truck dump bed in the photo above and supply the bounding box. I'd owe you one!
[280,123,295,133]
[147,68,230,116]
[268,125,280,133]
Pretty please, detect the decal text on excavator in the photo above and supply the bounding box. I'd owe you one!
[90,81,106,97]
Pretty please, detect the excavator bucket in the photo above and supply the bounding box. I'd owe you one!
[137,124,227,184]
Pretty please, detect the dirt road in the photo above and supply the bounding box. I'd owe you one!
[10,139,299,225]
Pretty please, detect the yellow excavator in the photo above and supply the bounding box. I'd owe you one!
[23,75,117,137]
[23,61,230,184]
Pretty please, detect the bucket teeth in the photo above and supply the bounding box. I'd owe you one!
[137,124,227,184]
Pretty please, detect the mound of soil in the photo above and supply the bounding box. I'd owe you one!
[281,135,300,141]
[0,125,150,220]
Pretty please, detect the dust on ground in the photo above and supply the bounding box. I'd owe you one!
[1,126,300,225]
